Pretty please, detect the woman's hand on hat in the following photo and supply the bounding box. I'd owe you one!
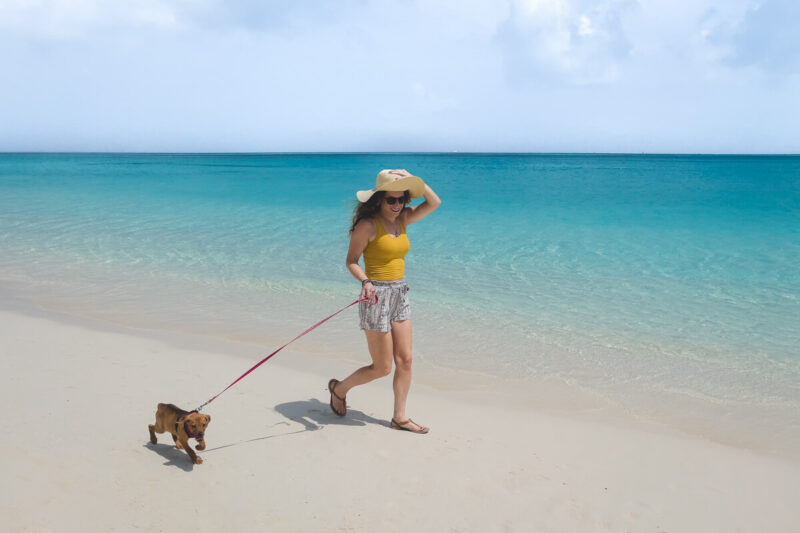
[388,169,411,177]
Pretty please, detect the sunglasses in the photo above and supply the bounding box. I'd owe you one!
[384,196,407,205]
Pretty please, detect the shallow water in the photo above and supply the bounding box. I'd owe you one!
[2,153,799,451]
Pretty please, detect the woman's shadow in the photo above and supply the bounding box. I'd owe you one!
[144,399,387,468]
[190,398,387,456]
[273,397,387,432]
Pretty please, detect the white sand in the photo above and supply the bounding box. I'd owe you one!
[1,308,798,532]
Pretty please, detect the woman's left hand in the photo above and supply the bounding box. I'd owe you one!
[360,281,375,303]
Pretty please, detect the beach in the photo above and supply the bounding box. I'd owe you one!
[1,302,798,532]
[2,153,799,531]
[4,0,800,526]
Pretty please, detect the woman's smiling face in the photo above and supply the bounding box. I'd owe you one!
[381,191,407,220]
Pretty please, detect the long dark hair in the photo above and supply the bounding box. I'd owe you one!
[350,190,409,234]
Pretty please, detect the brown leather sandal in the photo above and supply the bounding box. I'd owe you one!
[390,418,429,434]
[328,379,346,417]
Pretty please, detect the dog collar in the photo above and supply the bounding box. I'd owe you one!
[174,419,195,438]
[175,410,199,438]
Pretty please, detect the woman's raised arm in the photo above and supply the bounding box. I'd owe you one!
[404,183,441,225]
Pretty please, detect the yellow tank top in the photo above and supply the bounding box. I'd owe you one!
[363,216,410,281]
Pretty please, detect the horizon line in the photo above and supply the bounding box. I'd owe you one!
[2,151,799,157]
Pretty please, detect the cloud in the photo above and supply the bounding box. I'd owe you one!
[132,4,181,30]
[0,0,798,152]
[0,0,372,40]
[724,0,800,72]
[0,0,219,40]
[495,0,634,85]
[492,0,799,85]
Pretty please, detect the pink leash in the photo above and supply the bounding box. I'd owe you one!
[194,296,375,412]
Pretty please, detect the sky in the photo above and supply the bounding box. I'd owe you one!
[1,0,798,153]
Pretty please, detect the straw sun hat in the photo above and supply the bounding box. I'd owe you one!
[356,169,425,203]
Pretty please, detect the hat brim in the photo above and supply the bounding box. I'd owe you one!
[356,176,425,203]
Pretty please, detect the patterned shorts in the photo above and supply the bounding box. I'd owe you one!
[359,279,411,332]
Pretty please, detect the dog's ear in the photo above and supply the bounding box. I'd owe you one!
[203,414,211,424]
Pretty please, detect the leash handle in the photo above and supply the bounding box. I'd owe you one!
[195,296,377,412]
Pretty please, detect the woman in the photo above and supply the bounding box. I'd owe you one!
[328,169,441,434]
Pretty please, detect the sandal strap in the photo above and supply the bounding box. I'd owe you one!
[392,418,428,432]
[406,419,426,430]
[329,379,346,402]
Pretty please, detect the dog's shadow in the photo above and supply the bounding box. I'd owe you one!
[144,398,386,466]
[143,442,196,472]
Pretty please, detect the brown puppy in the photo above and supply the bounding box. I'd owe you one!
[148,403,211,464]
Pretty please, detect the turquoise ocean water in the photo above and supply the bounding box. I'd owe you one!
[1,153,798,450]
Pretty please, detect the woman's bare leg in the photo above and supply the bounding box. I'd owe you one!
[390,319,413,420]
[390,320,426,431]
[331,329,393,413]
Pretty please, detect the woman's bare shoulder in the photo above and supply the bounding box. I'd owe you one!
[353,216,377,238]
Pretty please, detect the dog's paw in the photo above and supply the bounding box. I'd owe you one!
[194,456,203,464]
[195,441,206,451]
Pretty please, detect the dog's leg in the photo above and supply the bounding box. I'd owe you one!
[148,424,157,445]
[180,438,202,464]
[172,433,182,449]
[195,440,206,451]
